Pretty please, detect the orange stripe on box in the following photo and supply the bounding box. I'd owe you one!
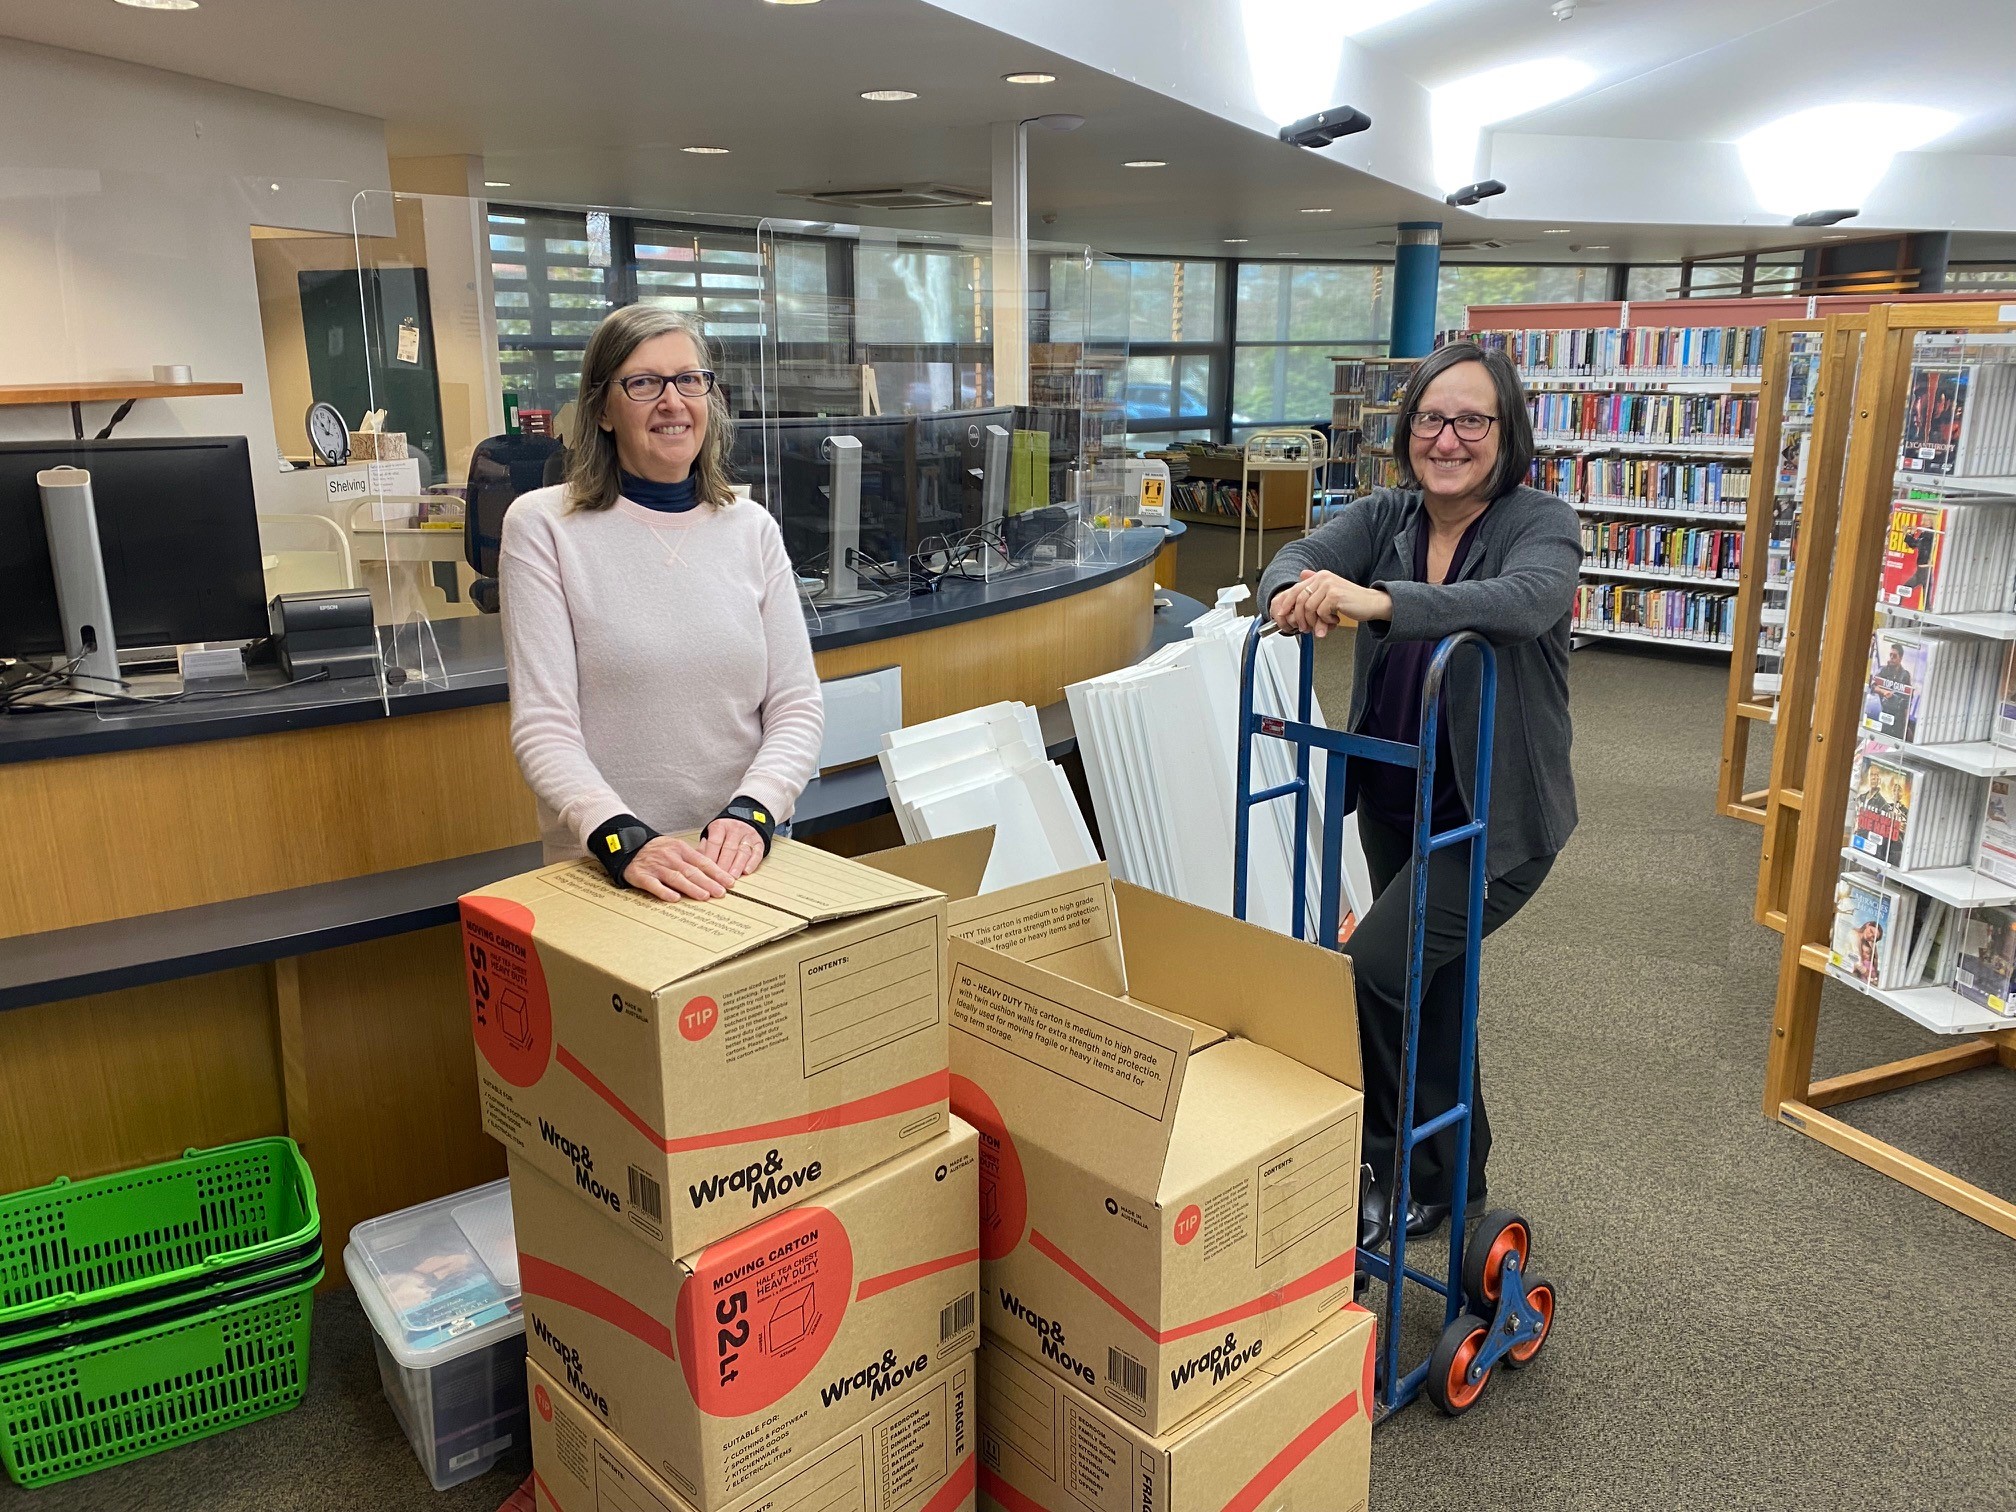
[521,1253,678,1361]
[856,1248,979,1301]
[1028,1231,1357,1344]
[532,1471,568,1512]
[980,1464,1048,1512]
[555,1049,947,1153]
[1218,1390,1361,1512]
[923,1453,978,1512]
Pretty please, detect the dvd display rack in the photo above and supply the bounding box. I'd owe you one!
[1476,324,1765,653]
[1762,301,2016,1242]
[1717,318,1826,823]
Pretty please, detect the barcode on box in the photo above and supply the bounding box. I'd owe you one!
[627,1166,664,1232]
[1106,1347,1147,1404]
[940,1292,977,1343]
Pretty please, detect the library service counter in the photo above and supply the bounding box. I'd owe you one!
[0,525,1184,1280]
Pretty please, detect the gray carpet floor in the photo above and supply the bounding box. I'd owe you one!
[5,521,2010,1510]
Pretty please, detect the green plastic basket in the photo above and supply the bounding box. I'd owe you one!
[0,1138,318,1332]
[0,1260,320,1487]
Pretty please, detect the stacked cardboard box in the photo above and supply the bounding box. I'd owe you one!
[858,832,1377,1509]
[460,841,984,1512]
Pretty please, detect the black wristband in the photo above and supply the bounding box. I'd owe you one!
[587,812,660,886]
[712,795,778,855]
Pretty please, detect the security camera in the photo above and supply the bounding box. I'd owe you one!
[1791,208,1859,227]
[1279,107,1373,149]
[1551,0,1576,19]
[1444,179,1507,207]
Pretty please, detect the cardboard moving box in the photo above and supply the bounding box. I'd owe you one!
[976,1305,1374,1512]
[513,1119,981,1509]
[862,831,1365,1436]
[461,840,952,1260]
[528,1350,978,1512]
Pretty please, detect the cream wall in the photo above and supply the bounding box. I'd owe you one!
[0,37,390,510]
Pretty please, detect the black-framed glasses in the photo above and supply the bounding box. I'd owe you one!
[614,370,716,402]
[1409,411,1497,441]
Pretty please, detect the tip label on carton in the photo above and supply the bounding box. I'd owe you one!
[679,995,720,1042]
[950,1075,1025,1261]
[678,1206,854,1415]
[534,1382,553,1422]
[463,897,553,1088]
[1173,1204,1202,1246]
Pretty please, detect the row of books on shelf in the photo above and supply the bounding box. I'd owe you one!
[1172,478,1250,520]
[1351,454,1404,492]
[1581,521,1742,579]
[1474,324,1765,380]
[1878,497,2016,614]
[1532,455,1750,514]
[1330,357,1415,405]
[1899,340,2016,478]
[1528,392,1759,448]
[1572,582,1734,645]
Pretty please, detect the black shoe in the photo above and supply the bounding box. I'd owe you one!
[1359,1174,1393,1253]
[1404,1190,1488,1239]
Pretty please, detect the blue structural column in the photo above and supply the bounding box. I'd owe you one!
[1390,221,1443,358]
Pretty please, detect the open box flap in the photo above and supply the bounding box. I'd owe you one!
[948,936,1191,1185]
[856,827,996,900]
[1111,882,1362,1091]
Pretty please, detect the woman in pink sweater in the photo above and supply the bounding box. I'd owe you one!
[499,307,824,899]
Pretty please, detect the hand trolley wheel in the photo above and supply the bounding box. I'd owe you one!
[1425,1313,1492,1416]
[1461,1209,1531,1311]
[1503,1276,1556,1369]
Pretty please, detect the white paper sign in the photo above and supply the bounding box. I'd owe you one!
[395,318,421,365]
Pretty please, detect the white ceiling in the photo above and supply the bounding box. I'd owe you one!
[2,0,2012,265]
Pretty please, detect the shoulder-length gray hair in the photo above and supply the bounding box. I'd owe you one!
[566,305,736,512]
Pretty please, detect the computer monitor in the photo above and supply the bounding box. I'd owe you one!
[742,415,913,573]
[0,436,270,660]
[914,407,1016,539]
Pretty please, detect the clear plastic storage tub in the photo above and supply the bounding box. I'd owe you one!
[344,1180,527,1492]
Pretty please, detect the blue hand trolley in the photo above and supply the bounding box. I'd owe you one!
[1232,619,1556,1418]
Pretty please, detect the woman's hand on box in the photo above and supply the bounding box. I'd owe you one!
[624,836,733,900]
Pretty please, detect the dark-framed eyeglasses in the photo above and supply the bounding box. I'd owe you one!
[614,370,716,402]
[1409,411,1497,441]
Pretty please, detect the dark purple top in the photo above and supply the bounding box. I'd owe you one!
[1355,508,1489,833]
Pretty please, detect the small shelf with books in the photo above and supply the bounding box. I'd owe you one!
[1574,502,1746,522]
[1580,565,1739,586]
[1568,623,1733,652]
[1474,323,1766,382]
[1761,299,2016,1245]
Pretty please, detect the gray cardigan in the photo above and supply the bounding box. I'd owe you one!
[1257,484,1579,879]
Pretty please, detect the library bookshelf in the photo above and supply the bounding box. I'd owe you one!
[1759,300,2016,1242]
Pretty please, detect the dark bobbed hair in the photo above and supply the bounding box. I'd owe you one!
[1392,342,1535,503]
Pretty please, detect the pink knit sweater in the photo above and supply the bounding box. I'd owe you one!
[498,486,825,862]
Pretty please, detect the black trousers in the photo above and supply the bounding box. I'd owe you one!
[1342,813,1552,1208]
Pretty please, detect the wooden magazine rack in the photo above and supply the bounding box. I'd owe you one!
[1762,300,2016,1239]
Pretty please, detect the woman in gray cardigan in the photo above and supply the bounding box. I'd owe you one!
[1259,341,1579,1254]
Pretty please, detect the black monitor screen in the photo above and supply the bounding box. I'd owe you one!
[0,436,270,658]
[746,417,913,571]
[914,408,1015,539]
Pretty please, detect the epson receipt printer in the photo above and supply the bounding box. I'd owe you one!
[270,589,379,681]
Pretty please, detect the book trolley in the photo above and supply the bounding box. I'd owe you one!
[1235,427,1329,580]
[1233,621,1557,1418]
[1763,300,2016,1240]
[1717,317,1826,823]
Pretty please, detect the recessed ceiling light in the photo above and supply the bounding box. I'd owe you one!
[1822,233,1850,239]
[485,180,511,188]
[1224,238,1250,244]
[1004,71,1057,85]
[1585,244,1611,250]
[1300,206,1333,214]
[1124,160,1168,169]
[764,0,823,6]
[682,146,730,155]
[115,0,201,9]
[861,89,918,102]
[977,199,993,206]
[1543,227,1573,234]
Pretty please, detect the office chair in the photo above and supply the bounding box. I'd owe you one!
[464,433,564,612]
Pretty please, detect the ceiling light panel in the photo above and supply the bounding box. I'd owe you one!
[1004,72,1057,84]
[682,146,731,155]
[861,89,918,102]
[1123,160,1168,168]
[115,0,201,9]
[1430,58,1595,192]
[1738,103,1958,217]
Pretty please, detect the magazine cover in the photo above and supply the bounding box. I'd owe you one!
[1997,644,2016,750]
[1899,366,1968,475]
[1829,873,1894,985]
[1846,748,1912,865]
[1861,632,1928,742]
[1879,504,1946,610]
[1955,905,2016,1016]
